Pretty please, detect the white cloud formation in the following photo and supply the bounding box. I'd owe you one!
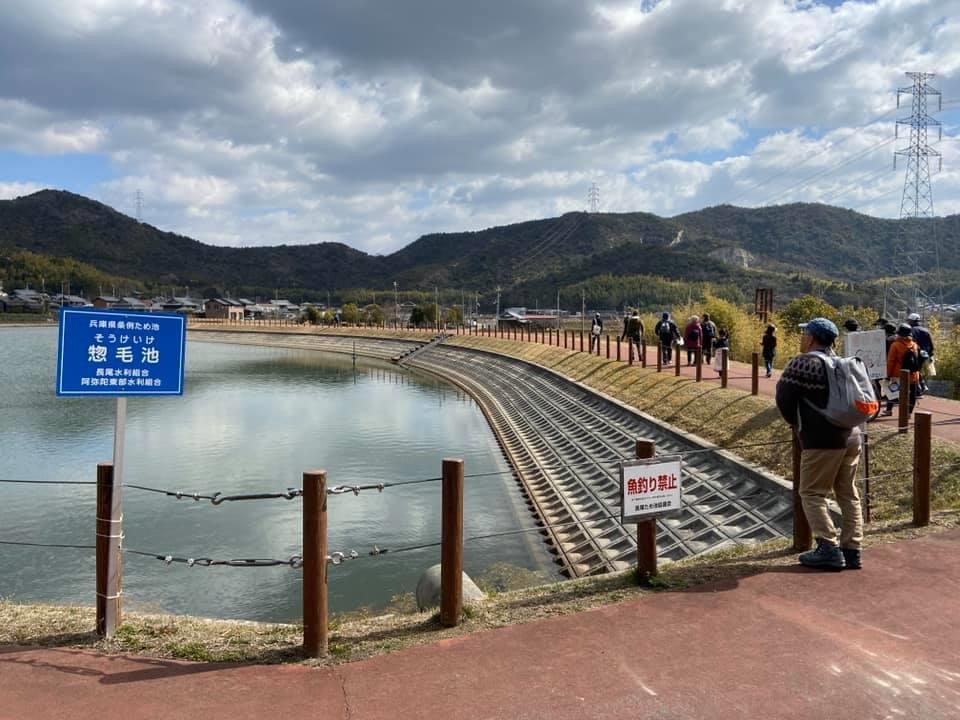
[0,0,959,252]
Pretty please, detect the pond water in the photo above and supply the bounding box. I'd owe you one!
[0,326,556,621]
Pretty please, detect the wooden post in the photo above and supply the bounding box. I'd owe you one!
[605,335,610,359]
[564,331,568,349]
[641,338,647,368]
[792,432,812,550]
[674,346,681,376]
[635,439,658,580]
[628,339,634,366]
[913,411,932,527]
[579,331,584,352]
[303,470,328,658]
[695,349,702,382]
[721,349,729,389]
[656,346,662,372]
[440,458,465,627]
[751,352,759,395]
[616,337,621,362]
[96,462,122,638]
[862,430,871,524]
[898,368,910,433]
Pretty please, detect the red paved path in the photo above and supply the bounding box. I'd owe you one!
[4,529,960,719]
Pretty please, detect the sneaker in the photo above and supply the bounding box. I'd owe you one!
[799,539,845,571]
[841,548,861,570]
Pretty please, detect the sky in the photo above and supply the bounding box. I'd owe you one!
[1,0,959,255]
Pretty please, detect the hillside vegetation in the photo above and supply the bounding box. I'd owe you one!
[1,189,957,309]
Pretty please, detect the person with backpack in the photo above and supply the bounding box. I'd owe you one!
[775,317,865,571]
[907,312,934,395]
[654,312,679,364]
[620,309,644,361]
[683,315,702,366]
[589,312,603,354]
[761,324,777,378]
[882,323,921,416]
[712,327,730,375]
[701,312,717,364]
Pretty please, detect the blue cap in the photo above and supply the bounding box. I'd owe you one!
[805,317,838,344]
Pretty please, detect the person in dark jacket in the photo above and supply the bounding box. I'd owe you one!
[654,312,679,364]
[683,316,702,366]
[589,312,603,353]
[775,317,863,571]
[701,313,717,363]
[761,324,777,378]
[620,310,643,361]
[907,312,934,394]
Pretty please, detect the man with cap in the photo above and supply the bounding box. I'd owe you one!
[907,313,934,395]
[776,318,863,571]
[589,312,604,354]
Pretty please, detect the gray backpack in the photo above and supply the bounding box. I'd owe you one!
[804,351,879,429]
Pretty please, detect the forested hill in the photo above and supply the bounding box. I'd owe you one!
[1,189,956,302]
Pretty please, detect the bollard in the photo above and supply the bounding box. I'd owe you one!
[303,470,328,657]
[616,337,621,362]
[695,349,702,382]
[635,439,658,580]
[641,338,647,368]
[564,331,568,349]
[751,352,759,395]
[657,346,662,372]
[96,462,122,638]
[721,349,729,389]
[440,458,465,627]
[913,411,931,526]
[579,331,584,353]
[792,432,812,550]
[605,335,610,359]
[674,346,681,377]
[898,368,910,433]
[628,339,634,366]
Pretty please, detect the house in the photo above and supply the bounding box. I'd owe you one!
[160,296,202,314]
[113,297,149,312]
[205,298,245,321]
[93,296,121,309]
[51,294,91,309]
[6,289,46,313]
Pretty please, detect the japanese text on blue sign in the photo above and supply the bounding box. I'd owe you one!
[56,309,186,396]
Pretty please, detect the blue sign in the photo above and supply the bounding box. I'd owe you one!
[56,308,187,396]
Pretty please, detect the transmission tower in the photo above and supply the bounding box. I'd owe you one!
[587,183,600,213]
[135,189,144,222]
[892,71,942,316]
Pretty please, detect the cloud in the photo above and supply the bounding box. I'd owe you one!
[0,0,958,253]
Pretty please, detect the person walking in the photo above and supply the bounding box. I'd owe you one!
[684,316,702,366]
[620,309,644,361]
[882,323,921,416]
[761,324,777,378]
[589,312,603,354]
[775,318,863,571]
[712,328,729,375]
[907,312,934,395]
[654,312,679,365]
[701,312,717,364]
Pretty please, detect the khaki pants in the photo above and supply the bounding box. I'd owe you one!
[799,442,864,549]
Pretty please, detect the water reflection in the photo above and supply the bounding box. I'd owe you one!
[0,328,556,621]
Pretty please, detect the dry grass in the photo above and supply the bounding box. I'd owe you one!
[3,510,957,666]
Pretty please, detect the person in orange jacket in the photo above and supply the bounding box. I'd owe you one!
[883,323,921,416]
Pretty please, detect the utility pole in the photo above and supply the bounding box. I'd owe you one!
[893,71,943,319]
[394,281,399,326]
[435,286,440,329]
[495,286,501,331]
[556,290,560,331]
[581,290,586,336]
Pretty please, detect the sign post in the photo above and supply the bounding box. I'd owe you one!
[621,450,682,581]
[56,308,187,636]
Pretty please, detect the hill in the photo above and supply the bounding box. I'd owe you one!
[0,190,956,307]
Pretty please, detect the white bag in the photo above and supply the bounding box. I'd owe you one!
[676,336,684,347]
[712,349,725,373]
[927,358,937,377]
[880,378,899,401]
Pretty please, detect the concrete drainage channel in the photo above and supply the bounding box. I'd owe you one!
[192,331,794,578]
